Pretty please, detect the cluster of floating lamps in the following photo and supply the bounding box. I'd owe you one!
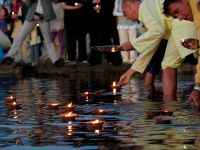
[6,95,20,110]
[5,81,119,134]
[47,81,118,132]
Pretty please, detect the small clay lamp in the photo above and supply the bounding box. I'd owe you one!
[86,119,104,131]
[63,102,76,112]
[48,103,60,109]
[6,95,16,103]
[60,112,78,122]
[93,109,106,115]
[8,101,20,110]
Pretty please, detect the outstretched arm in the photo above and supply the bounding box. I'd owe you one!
[60,2,82,10]
[116,68,136,87]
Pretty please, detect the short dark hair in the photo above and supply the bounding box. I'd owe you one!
[163,0,183,16]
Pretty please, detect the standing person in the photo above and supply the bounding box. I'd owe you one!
[116,0,197,100]
[50,0,81,60]
[29,23,42,66]
[63,0,88,65]
[113,0,139,64]
[11,0,32,66]
[3,0,64,67]
[50,0,65,59]
[88,0,122,66]
[163,0,200,105]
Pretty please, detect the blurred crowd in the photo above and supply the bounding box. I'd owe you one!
[0,0,141,67]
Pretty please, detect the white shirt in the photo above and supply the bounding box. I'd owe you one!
[35,0,44,14]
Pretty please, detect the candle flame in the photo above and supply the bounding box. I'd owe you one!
[92,119,100,124]
[181,38,185,42]
[99,109,104,113]
[36,23,40,27]
[85,91,89,95]
[66,112,72,116]
[13,101,17,105]
[67,102,72,107]
[112,81,116,87]
[96,4,99,8]
[52,103,59,106]
[111,47,116,52]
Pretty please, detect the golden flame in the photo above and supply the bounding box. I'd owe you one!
[92,119,100,124]
[85,91,89,95]
[111,47,116,52]
[13,101,17,105]
[67,102,72,107]
[99,109,104,113]
[112,81,116,87]
[51,103,59,106]
[96,4,99,8]
[66,112,72,117]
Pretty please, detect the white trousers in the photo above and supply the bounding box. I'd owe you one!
[7,20,58,63]
[118,28,138,63]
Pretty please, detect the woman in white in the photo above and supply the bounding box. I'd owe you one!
[113,0,139,64]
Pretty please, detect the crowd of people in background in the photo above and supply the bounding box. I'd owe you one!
[1,0,200,106]
[0,0,141,67]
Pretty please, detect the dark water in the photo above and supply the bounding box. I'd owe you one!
[0,73,200,150]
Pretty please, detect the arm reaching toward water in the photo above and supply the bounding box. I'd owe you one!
[116,68,136,87]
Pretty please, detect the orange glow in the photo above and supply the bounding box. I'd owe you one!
[13,101,17,106]
[111,47,116,52]
[112,81,116,87]
[67,102,72,107]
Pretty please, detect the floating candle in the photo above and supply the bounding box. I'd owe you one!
[86,119,104,131]
[60,112,78,122]
[160,110,173,116]
[8,101,20,110]
[6,95,16,103]
[80,91,92,96]
[93,109,106,115]
[48,103,60,109]
[63,102,76,112]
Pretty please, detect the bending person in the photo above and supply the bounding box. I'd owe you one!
[116,0,197,100]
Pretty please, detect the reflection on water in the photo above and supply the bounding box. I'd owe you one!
[0,74,199,150]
